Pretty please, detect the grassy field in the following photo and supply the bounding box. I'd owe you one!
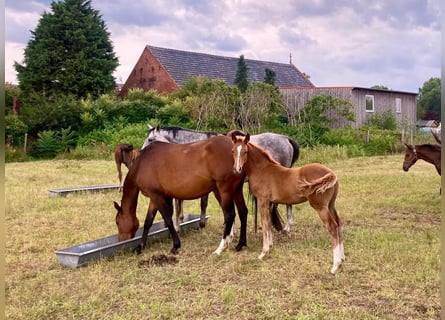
[5,152,441,319]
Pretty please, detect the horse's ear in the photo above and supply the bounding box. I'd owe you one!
[231,132,237,143]
[156,124,160,131]
[245,133,250,143]
[113,201,121,212]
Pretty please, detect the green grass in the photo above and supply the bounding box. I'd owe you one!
[5,154,441,319]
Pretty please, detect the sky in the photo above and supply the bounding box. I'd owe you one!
[5,0,442,93]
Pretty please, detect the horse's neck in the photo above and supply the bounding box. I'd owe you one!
[121,178,140,215]
[417,147,441,173]
[417,148,440,165]
[246,144,276,174]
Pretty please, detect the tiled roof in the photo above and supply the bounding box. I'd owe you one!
[147,45,314,88]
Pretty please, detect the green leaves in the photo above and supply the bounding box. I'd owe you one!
[15,0,118,99]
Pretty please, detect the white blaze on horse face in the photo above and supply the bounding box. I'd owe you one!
[234,145,243,173]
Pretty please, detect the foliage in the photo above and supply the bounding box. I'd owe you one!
[234,55,249,93]
[287,94,355,146]
[238,82,282,133]
[364,109,397,130]
[172,76,240,131]
[5,87,22,115]
[19,92,82,137]
[417,77,441,121]
[5,115,28,146]
[14,0,118,99]
[32,127,77,158]
[264,68,276,86]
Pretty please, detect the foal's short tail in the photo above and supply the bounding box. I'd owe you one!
[299,172,338,196]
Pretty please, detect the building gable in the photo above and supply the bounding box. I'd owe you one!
[119,45,314,96]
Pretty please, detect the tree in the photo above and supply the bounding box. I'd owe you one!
[234,55,249,93]
[417,77,441,121]
[371,85,389,90]
[14,0,118,99]
[264,68,276,86]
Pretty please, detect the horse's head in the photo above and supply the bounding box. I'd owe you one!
[142,125,170,148]
[114,201,139,241]
[231,132,250,174]
[403,143,417,172]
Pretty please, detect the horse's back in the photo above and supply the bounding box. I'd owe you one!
[250,133,298,168]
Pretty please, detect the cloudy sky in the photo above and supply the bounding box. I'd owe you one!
[5,0,441,93]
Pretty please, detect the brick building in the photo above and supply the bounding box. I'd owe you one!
[118,45,314,97]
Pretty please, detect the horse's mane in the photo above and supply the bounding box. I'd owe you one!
[149,126,220,137]
[249,142,281,165]
[417,143,441,151]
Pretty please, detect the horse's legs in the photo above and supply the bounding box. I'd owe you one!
[233,183,248,251]
[253,196,258,233]
[212,190,237,255]
[283,205,293,233]
[258,200,273,260]
[137,200,158,254]
[309,194,344,274]
[158,197,181,254]
[173,199,184,232]
[199,194,209,228]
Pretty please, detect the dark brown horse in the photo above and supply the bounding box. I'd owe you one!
[114,136,248,255]
[114,143,139,188]
[231,133,345,274]
[403,143,441,175]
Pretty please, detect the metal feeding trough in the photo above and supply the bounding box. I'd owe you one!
[49,184,121,197]
[54,214,208,268]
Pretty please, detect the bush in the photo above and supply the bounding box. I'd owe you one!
[5,115,28,146]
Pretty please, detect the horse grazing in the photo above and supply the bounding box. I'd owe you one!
[114,143,139,188]
[143,125,300,233]
[403,143,441,175]
[114,136,248,256]
[231,133,345,274]
[142,125,221,230]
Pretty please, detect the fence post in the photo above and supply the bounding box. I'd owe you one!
[24,133,28,155]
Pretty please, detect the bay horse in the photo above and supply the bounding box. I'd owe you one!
[114,136,248,256]
[231,133,345,274]
[403,143,441,175]
[114,143,139,188]
[143,125,300,233]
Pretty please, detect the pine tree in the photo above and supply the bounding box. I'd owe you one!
[264,68,276,86]
[14,0,118,99]
[234,55,249,93]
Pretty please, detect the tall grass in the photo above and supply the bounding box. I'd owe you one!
[5,152,441,319]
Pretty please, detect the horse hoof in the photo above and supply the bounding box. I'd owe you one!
[235,242,246,251]
[135,245,143,255]
[199,222,206,228]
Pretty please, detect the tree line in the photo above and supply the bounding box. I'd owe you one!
[5,0,440,160]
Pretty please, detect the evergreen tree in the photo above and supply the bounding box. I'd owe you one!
[264,68,276,86]
[234,55,249,93]
[14,0,118,99]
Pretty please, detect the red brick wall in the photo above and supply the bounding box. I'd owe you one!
[118,47,179,97]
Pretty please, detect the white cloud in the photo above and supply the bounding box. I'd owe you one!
[4,0,441,92]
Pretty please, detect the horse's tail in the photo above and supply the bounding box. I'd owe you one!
[299,172,337,196]
[288,137,300,166]
[271,204,284,231]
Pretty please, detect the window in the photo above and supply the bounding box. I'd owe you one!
[395,98,401,113]
[365,95,374,112]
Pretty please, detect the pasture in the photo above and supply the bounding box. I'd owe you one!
[5,152,440,319]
